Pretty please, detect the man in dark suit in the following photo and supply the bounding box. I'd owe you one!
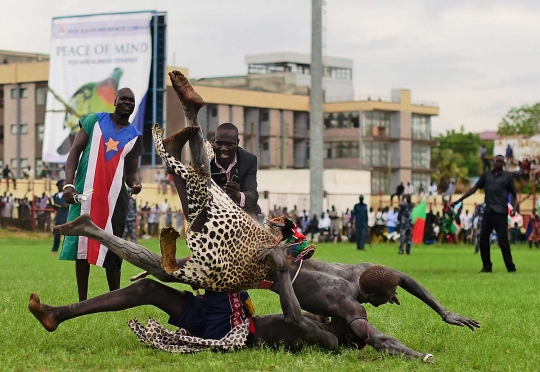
[210,123,260,217]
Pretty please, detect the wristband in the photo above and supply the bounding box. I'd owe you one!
[63,183,76,191]
[423,354,434,362]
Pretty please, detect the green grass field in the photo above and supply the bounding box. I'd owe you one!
[1,230,540,372]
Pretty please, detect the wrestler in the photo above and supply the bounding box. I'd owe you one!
[29,247,433,361]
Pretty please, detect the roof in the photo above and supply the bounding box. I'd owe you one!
[245,52,353,69]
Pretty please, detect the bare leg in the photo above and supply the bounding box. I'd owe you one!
[55,215,179,283]
[28,279,187,332]
[106,270,121,291]
[75,260,90,302]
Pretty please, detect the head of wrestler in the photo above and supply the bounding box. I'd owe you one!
[358,265,398,307]
[494,154,505,171]
[213,123,239,169]
[113,88,135,118]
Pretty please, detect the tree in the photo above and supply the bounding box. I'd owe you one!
[431,147,469,188]
[433,127,490,178]
[497,103,540,136]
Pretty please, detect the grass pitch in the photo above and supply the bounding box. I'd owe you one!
[1,230,540,371]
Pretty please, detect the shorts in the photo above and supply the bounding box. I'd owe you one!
[168,290,249,340]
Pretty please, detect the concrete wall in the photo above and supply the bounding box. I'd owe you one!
[257,169,371,216]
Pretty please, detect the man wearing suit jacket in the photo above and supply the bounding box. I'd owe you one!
[210,123,260,217]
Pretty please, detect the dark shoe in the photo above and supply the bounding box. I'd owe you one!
[508,270,517,274]
[478,268,492,273]
[357,248,365,251]
[398,251,404,255]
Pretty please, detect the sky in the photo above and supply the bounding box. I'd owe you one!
[3,0,540,134]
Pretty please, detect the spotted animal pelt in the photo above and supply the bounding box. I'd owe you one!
[127,317,249,353]
[152,125,277,291]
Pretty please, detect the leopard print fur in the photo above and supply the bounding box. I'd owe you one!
[152,125,277,291]
[128,317,249,353]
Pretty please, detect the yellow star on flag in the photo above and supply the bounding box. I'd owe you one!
[105,137,119,152]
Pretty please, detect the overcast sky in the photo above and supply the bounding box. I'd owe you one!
[3,0,540,134]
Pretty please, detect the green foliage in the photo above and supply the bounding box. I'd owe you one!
[2,232,540,371]
[432,127,494,180]
[498,103,540,136]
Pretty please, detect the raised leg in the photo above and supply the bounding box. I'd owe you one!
[55,215,179,283]
[28,279,187,332]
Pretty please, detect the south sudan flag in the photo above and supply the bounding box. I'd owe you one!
[411,201,427,244]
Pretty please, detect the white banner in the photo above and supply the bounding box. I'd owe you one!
[43,12,154,163]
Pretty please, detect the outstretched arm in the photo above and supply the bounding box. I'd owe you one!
[349,318,432,362]
[390,268,480,331]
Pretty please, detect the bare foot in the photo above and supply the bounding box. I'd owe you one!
[160,226,180,274]
[163,126,201,160]
[28,293,59,332]
[168,70,204,116]
[54,214,94,236]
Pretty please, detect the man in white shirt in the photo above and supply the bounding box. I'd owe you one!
[461,210,473,244]
[404,182,414,196]
[367,207,376,243]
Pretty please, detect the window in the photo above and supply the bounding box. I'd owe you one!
[262,142,269,151]
[10,158,28,169]
[11,87,28,99]
[0,88,4,108]
[261,111,269,122]
[324,141,359,159]
[36,87,48,106]
[324,112,359,129]
[412,114,430,140]
[211,108,217,117]
[363,142,388,167]
[371,171,389,194]
[412,145,430,168]
[363,111,391,137]
[11,124,28,135]
[36,159,44,175]
[36,123,45,142]
[412,173,430,191]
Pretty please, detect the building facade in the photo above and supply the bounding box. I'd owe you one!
[0,50,438,194]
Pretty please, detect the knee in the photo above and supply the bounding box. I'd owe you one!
[132,278,159,293]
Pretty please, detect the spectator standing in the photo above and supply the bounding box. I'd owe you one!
[329,205,339,237]
[367,207,375,244]
[51,180,69,254]
[123,196,138,243]
[0,197,13,228]
[398,195,414,255]
[453,155,517,273]
[166,207,173,226]
[479,144,490,173]
[351,196,368,250]
[341,208,351,237]
[154,171,163,194]
[390,182,404,204]
[461,209,473,244]
[148,204,159,237]
[428,181,438,204]
[60,88,144,301]
[386,207,398,234]
[505,145,513,169]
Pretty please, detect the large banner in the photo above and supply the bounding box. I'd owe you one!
[43,12,153,163]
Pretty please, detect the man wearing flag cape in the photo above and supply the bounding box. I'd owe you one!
[60,88,144,301]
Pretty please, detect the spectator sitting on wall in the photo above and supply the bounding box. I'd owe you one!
[404,182,414,196]
[442,181,456,203]
[390,182,404,204]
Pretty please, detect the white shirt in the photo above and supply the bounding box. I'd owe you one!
[368,212,376,227]
[318,215,331,229]
[428,184,438,195]
[405,184,414,195]
[159,201,169,213]
[148,207,158,223]
[461,213,473,230]
[154,173,162,183]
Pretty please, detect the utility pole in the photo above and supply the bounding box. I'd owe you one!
[310,0,324,217]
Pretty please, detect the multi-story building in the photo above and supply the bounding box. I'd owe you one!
[0,50,438,194]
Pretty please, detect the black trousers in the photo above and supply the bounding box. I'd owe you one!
[479,211,516,271]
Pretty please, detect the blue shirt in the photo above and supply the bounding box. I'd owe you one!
[52,192,69,224]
